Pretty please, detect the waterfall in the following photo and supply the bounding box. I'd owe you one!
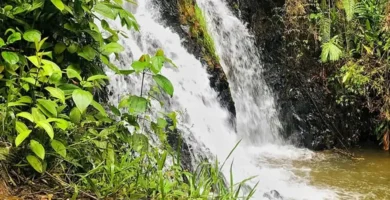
[106,0,339,199]
[197,0,282,145]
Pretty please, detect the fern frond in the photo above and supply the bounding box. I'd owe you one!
[321,36,343,62]
[320,17,331,43]
[343,0,355,21]
[354,2,365,16]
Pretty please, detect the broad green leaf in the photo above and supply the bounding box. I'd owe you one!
[16,121,28,134]
[1,52,19,65]
[30,140,45,160]
[51,0,64,11]
[31,0,44,10]
[45,87,65,104]
[58,84,80,96]
[69,107,81,124]
[0,38,5,47]
[151,56,165,74]
[32,108,46,122]
[47,118,69,130]
[54,43,67,54]
[91,101,107,116]
[153,74,174,97]
[157,118,168,129]
[17,112,34,123]
[94,3,117,19]
[131,61,149,72]
[37,99,57,117]
[51,140,66,158]
[41,59,62,77]
[26,155,43,173]
[36,121,54,139]
[19,96,32,104]
[23,30,41,42]
[109,105,121,116]
[127,96,148,114]
[15,130,32,147]
[72,89,93,113]
[67,43,78,53]
[21,77,40,86]
[66,68,82,81]
[27,56,40,67]
[7,32,21,44]
[77,45,96,61]
[101,42,124,54]
[87,75,109,82]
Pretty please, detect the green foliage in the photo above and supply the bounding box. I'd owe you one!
[0,0,253,198]
[178,0,220,64]
[321,36,343,62]
[310,0,390,143]
[343,0,355,21]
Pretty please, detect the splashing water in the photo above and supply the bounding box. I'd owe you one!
[106,0,345,199]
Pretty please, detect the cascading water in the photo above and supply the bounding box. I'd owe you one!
[106,0,342,199]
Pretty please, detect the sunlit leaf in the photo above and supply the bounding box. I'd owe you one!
[72,89,93,113]
[45,87,65,104]
[1,52,19,65]
[101,42,124,54]
[23,30,41,42]
[17,112,34,123]
[30,140,45,160]
[36,121,54,139]
[51,0,64,11]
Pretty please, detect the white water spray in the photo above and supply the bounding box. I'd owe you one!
[106,0,340,199]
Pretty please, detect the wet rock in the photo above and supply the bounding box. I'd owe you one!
[263,190,283,200]
[225,0,374,150]
[152,0,237,121]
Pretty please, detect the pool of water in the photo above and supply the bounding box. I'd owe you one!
[292,148,390,199]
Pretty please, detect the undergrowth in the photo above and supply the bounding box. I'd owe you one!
[0,0,255,199]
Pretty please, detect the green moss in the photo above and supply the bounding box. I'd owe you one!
[178,0,220,65]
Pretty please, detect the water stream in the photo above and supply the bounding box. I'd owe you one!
[104,0,387,199]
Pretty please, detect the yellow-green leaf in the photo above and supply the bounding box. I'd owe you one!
[45,87,65,104]
[72,89,93,113]
[101,42,124,54]
[1,51,19,65]
[23,30,41,42]
[51,140,66,158]
[15,130,32,147]
[32,107,46,122]
[17,112,34,123]
[37,99,57,117]
[30,140,45,160]
[26,155,43,173]
[91,100,107,116]
[36,121,54,139]
[51,0,64,11]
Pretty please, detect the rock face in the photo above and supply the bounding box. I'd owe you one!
[225,0,374,149]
